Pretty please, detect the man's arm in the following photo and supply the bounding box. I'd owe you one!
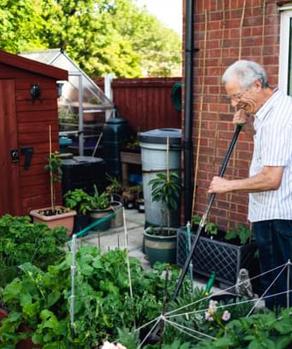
[208,166,284,194]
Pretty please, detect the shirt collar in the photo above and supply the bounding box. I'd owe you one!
[255,88,280,121]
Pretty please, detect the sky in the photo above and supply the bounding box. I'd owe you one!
[135,0,183,35]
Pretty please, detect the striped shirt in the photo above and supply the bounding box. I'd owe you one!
[248,89,292,222]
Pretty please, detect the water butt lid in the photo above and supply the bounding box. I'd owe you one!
[61,156,104,166]
[138,128,181,145]
[105,117,127,125]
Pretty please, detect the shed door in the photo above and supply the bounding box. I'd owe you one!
[0,80,21,216]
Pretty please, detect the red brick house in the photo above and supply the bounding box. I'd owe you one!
[188,0,292,230]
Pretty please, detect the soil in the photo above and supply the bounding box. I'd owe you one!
[38,207,70,216]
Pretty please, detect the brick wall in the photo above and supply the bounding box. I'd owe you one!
[191,0,280,230]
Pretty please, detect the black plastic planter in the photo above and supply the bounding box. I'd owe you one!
[176,227,257,285]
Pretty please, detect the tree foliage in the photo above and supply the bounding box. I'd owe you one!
[0,0,182,77]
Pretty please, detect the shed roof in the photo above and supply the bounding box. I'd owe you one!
[0,49,68,80]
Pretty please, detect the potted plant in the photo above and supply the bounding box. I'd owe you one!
[64,188,92,234]
[143,171,181,265]
[105,174,123,202]
[90,185,113,231]
[105,175,124,228]
[122,184,142,209]
[176,215,258,286]
[30,126,76,234]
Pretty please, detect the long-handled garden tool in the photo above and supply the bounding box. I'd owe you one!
[145,123,243,344]
[172,123,242,300]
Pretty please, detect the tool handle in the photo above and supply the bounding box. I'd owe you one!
[206,124,242,209]
[173,124,242,300]
[218,124,243,178]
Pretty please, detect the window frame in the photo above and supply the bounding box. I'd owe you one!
[279,7,292,93]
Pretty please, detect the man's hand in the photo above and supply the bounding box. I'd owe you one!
[233,109,249,125]
[208,176,232,194]
[233,109,255,138]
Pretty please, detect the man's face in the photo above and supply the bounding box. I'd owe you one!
[225,78,260,114]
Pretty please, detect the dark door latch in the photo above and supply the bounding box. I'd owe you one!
[10,149,19,163]
[21,147,33,170]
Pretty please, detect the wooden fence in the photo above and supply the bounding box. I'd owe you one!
[95,77,182,132]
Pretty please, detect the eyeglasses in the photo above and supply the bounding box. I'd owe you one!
[227,87,251,102]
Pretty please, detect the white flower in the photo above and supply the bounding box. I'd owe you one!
[100,342,127,349]
[222,310,231,321]
[101,341,115,349]
[204,310,214,321]
[116,344,127,349]
[208,300,218,315]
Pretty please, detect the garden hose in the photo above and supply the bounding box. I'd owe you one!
[70,210,117,239]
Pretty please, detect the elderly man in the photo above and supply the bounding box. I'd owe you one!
[208,60,292,309]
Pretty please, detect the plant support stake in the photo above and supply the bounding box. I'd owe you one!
[70,234,77,334]
[186,221,194,293]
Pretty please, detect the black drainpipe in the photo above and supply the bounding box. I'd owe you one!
[183,0,195,224]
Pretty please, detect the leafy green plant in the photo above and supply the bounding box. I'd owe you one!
[90,185,111,210]
[191,214,201,226]
[149,172,180,211]
[105,174,123,198]
[64,188,92,215]
[149,171,180,228]
[191,308,292,349]
[0,247,191,347]
[0,242,263,348]
[0,214,67,287]
[192,215,251,245]
[191,215,218,237]
[225,224,252,245]
[45,123,62,213]
[205,222,218,237]
[45,151,62,184]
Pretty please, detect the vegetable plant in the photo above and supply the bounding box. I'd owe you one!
[0,214,67,287]
[225,224,252,245]
[191,214,219,238]
[191,215,251,245]
[64,188,92,215]
[0,247,188,347]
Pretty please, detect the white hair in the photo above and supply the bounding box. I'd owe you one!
[222,60,269,89]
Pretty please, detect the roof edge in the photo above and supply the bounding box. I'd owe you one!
[0,50,68,80]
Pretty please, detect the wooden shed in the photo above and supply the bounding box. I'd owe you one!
[0,50,68,216]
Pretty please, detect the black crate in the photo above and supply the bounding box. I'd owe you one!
[176,228,257,285]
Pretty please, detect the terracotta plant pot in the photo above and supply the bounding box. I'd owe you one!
[30,206,76,235]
